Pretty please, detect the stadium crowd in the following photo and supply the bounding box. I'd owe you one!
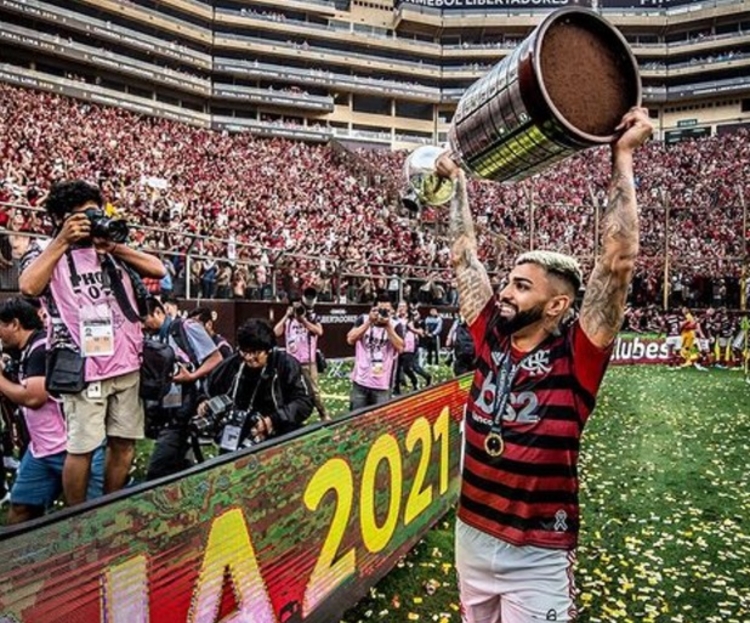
[0,83,748,309]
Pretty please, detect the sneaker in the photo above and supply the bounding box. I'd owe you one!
[694,363,708,371]
[3,456,19,470]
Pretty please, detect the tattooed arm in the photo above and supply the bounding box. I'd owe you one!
[436,156,493,326]
[580,107,653,348]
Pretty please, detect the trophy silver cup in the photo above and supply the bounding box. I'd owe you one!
[402,7,642,211]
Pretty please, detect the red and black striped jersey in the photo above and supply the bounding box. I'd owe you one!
[458,299,613,550]
[664,313,682,337]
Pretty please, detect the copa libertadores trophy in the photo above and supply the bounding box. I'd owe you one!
[402,7,642,211]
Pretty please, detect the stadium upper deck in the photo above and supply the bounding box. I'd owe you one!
[0,0,748,146]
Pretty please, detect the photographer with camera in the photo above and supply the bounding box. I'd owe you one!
[197,319,313,452]
[141,297,222,480]
[347,293,405,411]
[273,287,330,421]
[0,298,104,523]
[19,180,165,506]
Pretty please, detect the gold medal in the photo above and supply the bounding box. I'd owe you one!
[484,432,504,458]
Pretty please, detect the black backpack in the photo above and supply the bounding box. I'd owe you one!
[139,318,197,401]
[140,339,176,401]
[454,323,476,361]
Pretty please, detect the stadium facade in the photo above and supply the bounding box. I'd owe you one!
[0,0,749,147]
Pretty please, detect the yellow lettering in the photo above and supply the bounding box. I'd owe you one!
[360,434,402,553]
[189,508,277,623]
[404,417,433,525]
[303,458,356,616]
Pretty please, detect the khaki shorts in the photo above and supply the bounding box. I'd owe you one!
[63,370,144,454]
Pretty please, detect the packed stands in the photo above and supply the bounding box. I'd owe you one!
[1,84,747,308]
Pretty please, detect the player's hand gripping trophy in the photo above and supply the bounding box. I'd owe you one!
[401,7,642,212]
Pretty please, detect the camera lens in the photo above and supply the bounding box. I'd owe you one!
[106,219,130,243]
[84,208,129,243]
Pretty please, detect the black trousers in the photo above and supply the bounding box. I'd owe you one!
[397,352,431,391]
[425,336,440,365]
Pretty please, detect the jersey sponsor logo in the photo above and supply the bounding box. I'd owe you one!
[472,350,545,425]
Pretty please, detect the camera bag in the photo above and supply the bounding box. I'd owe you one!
[45,345,86,395]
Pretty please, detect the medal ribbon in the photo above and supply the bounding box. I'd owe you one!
[485,335,552,458]
[485,351,520,457]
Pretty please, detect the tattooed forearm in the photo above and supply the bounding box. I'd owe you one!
[580,161,640,346]
[449,172,493,325]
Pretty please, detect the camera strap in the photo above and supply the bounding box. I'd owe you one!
[101,255,141,324]
[65,250,141,323]
[64,250,83,294]
[229,361,247,405]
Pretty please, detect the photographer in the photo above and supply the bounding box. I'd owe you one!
[423,307,443,366]
[273,287,330,421]
[187,307,233,360]
[394,301,431,394]
[19,180,165,506]
[347,293,405,410]
[0,298,104,523]
[198,319,313,451]
[141,297,222,480]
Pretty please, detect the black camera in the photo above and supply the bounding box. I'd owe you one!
[191,394,263,452]
[1,356,20,384]
[293,303,306,318]
[84,208,129,243]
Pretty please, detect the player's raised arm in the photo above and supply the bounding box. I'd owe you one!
[580,107,654,348]
[438,155,493,326]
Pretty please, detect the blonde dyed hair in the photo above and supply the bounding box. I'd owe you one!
[515,250,582,294]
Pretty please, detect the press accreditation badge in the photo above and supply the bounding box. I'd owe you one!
[371,351,384,376]
[219,425,242,452]
[80,308,114,357]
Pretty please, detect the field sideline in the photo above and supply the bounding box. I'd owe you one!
[339,365,750,623]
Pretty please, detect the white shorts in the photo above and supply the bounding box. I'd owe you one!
[665,336,682,353]
[455,519,578,623]
[733,331,748,351]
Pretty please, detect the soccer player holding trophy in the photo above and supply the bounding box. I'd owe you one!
[403,8,654,621]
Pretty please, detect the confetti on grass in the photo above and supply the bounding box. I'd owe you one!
[341,366,750,622]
